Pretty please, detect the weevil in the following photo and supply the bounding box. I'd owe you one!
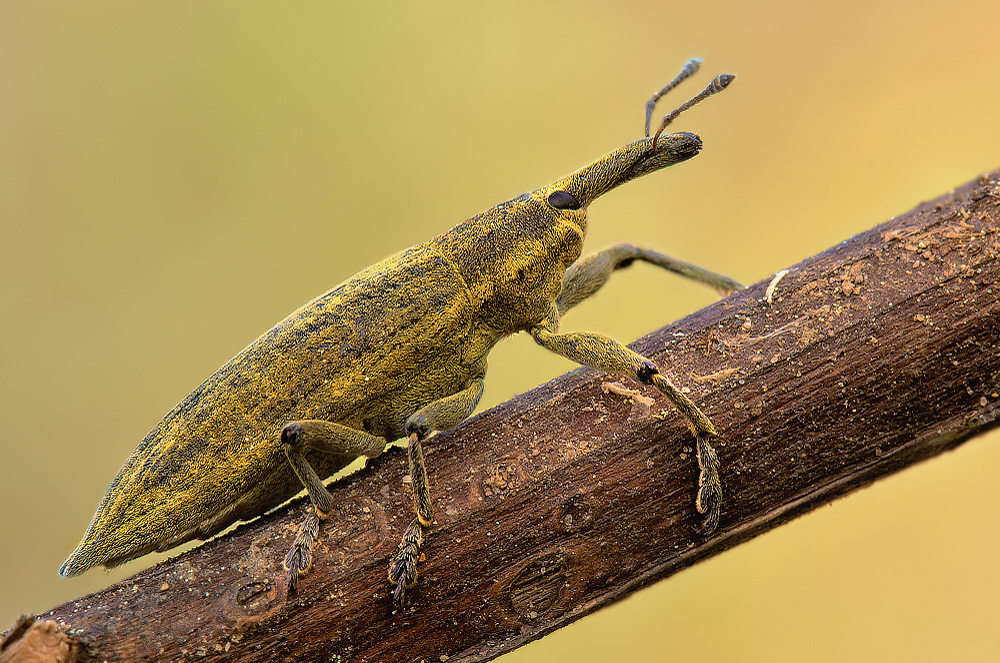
[60,59,740,607]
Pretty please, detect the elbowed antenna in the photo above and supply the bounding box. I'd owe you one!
[644,57,702,137]
[645,60,736,151]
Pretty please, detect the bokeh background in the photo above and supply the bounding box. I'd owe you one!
[2,1,998,661]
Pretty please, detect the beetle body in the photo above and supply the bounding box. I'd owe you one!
[61,65,739,605]
[60,134,690,576]
[59,242,491,575]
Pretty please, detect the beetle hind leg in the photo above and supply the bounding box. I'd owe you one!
[280,420,386,594]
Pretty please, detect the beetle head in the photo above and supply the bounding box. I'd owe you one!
[541,131,703,215]
[537,63,734,237]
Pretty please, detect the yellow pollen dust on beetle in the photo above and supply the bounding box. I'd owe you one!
[60,59,739,609]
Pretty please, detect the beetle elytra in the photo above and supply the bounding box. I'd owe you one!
[60,59,739,608]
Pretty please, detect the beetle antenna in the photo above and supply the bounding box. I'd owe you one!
[644,58,702,138]
[651,73,735,150]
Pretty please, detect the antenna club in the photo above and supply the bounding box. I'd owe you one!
[682,57,703,74]
[713,73,736,92]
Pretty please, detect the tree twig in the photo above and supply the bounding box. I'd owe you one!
[7,170,999,663]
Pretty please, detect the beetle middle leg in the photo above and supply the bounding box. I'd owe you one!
[530,305,723,533]
[389,373,486,609]
[280,420,386,594]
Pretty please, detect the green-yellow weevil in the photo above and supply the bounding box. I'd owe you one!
[59,59,740,608]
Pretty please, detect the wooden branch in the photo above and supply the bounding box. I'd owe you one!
[7,170,999,663]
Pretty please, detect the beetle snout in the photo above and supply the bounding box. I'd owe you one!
[556,131,706,208]
[664,131,702,160]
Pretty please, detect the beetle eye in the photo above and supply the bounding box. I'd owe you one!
[547,190,581,210]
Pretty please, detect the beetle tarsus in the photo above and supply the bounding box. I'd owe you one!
[696,433,722,534]
[284,508,321,597]
[389,518,424,609]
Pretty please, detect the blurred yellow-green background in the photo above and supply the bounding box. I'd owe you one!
[2,1,999,661]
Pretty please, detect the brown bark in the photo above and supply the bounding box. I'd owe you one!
[0,617,80,663]
[7,171,999,663]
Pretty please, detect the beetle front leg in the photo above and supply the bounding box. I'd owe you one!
[530,312,722,533]
[556,243,741,318]
[390,374,485,609]
[280,420,386,594]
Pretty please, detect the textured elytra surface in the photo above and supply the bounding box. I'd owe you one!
[31,171,1000,662]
